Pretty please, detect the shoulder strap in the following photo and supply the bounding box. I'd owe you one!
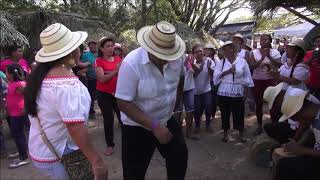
[34,115,61,161]
[221,59,225,72]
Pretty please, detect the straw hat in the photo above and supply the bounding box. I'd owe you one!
[35,23,88,63]
[263,83,284,110]
[204,43,215,50]
[220,41,236,49]
[137,21,185,61]
[287,39,305,52]
[278,87,308,122]
[233,34,244,42]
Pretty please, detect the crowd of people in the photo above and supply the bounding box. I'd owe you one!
[0,21,319,180]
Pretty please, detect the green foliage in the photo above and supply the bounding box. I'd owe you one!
[0,0,40,12]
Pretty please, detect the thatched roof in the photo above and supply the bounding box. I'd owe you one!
[250,0,320,15]
[9,11,115,51]
[0,14,29,49]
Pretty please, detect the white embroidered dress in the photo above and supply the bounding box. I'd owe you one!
[28,76,90,163]
[213,57,254,97]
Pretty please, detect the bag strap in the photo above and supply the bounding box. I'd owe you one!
[34,115,61,161]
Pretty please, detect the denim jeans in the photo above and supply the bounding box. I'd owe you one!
[194,91,212,128]
[8,116,28,160]
[32,146,74,180]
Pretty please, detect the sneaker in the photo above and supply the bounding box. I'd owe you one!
[9,159,30,169]
[104,147,113,156]
[8,152,19,159]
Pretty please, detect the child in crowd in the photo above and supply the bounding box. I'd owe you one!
[0,71,7,158]
[5,64,29,168]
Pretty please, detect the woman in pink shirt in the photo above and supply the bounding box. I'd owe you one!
[0,45,31,74]
[249,34,282,135]
[5,64,29,168]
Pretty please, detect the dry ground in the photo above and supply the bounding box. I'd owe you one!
[0,105,272,180]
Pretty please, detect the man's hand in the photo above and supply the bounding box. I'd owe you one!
[152,124,173,144]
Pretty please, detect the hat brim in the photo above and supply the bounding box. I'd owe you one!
[137,26,186,61]
[286,43,305,52]
[233,35,244,42]
[36,31,88,63]
[263,83,284,110]
[279,90,307,122]
[220,42,235,49]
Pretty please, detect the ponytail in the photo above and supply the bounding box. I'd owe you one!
[6,64,24,81]
[289,47,305,78]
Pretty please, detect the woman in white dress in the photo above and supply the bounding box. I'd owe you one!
[214,41,254,142]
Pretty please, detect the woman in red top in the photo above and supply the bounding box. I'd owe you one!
[95,37,122,156]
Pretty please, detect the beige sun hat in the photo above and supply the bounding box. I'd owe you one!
[35,23,88,63]
[204,43,215,50]
[137,21,186,61]
[233,34,244,42]
[263,83,284,110]
[278,87,308,122]
[286,39,305,52]
[220,41,236,49]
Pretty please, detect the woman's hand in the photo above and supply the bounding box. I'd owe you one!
[269,69,280,79]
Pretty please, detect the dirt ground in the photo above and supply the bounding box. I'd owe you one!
[0,105,272,180]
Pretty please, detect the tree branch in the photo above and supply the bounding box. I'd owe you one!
[281,4,319,26]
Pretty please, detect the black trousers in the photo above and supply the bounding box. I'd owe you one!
[264,121,295,144]
[8,116,28,160]
[122,116,188,180]
[97,91,121,147]
[275,156,320,180]
[87,78,97,115]
[218,95,244,131]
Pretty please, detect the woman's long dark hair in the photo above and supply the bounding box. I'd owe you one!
[24,59,63,117]
[289,47,305,78]
[6,64,25,81]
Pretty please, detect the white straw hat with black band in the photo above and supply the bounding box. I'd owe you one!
[35,23,88,63]
[137,21,186,61]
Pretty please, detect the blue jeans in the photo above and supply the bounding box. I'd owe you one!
[174,89,195,113]
[194,91,212,128]
[32,146,74,180]
[8,116,28,160]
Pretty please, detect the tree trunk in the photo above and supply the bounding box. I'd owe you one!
[210,9,233,34]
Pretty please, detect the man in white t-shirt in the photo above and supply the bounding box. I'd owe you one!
[115,21,187,180]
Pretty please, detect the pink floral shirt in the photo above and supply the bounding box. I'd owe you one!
[0,58,31,74]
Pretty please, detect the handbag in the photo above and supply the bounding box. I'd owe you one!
[34,115,94,180]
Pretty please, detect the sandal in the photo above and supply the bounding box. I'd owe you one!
[255,127,263,135]
[239,138,247,143]
[222,136,228,143]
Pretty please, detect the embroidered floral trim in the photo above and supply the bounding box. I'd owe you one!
[29,154,59,163]
[42,79,81,88]
[44,76,78,80]
[63,119,85,124]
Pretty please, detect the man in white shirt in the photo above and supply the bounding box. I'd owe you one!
[115,21,187,180]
